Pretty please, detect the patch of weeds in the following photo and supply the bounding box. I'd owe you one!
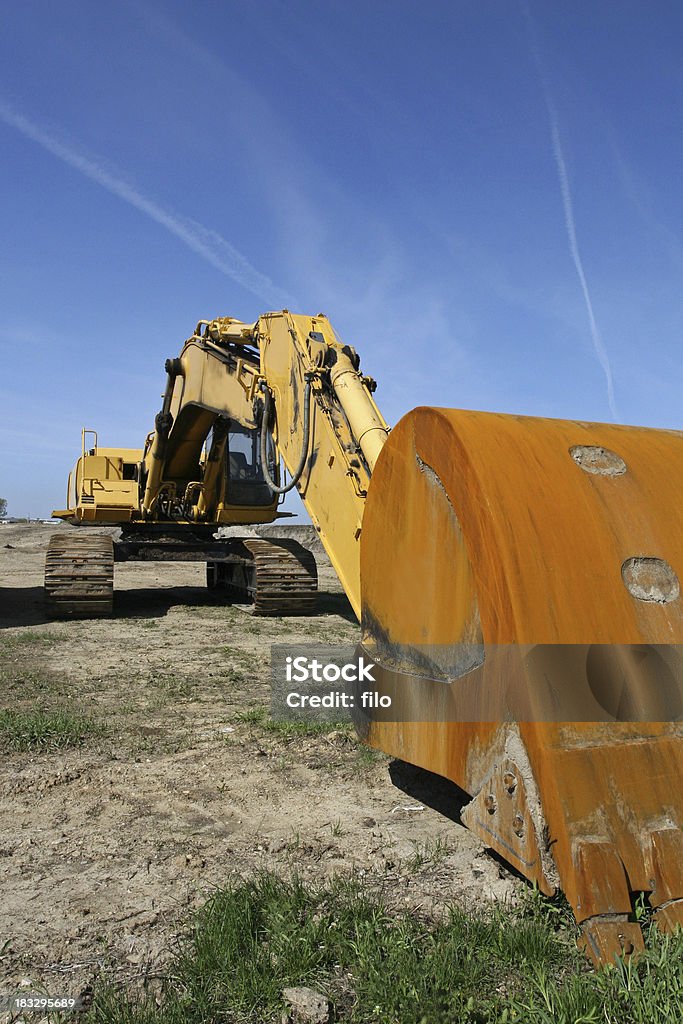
[233,706,268,726]
[285,831,301,853]
[404,835,451,872]
[236,700,352,741]
[233,706,344,739]
[150,674,194,699]
[0,666,66,698]
[511,924,683,1023]
[84,871,683,1024]
[353,742,387,772]
[518,884,576,934]
[0,630,66,652]
[272,753,291,772]
[633,890,656,929]
[0,707,105,751]
[201,604,239,620]
[220,644,250,661]
[263,718,347,739]
[113,699,138,716]
[223,667,246,685]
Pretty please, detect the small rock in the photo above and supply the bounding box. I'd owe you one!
[361,817,376,828]
[282,986,330,1024]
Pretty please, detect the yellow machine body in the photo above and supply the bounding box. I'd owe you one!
[54,439,144,523]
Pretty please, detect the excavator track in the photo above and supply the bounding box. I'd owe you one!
[45,533,114,618]
[208,538,317,615]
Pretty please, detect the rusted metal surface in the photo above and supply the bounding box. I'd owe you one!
[460,755,553,894]
[360,407,683,963]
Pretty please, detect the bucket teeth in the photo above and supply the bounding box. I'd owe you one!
[579,918,645,966]
[574,827,683,962]
[573,840,633,921]
[646,828,683,932]
[653,900,683,932]
[647,828,683,909]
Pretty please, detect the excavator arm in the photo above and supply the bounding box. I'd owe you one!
[139,318,267,523]
[138,310,389,614]
[253,310,389,615]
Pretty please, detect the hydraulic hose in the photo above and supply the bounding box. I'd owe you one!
[259,378,312,494]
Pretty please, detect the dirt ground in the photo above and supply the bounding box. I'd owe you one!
[0,522,517,1013]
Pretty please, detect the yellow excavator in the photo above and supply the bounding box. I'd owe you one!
[47,310,683,964]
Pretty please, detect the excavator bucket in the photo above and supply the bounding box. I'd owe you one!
[358,407,683,963]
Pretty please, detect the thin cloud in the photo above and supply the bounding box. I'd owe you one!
[522,3,619,420]
[0,98,293,309]
[612,138,683,276]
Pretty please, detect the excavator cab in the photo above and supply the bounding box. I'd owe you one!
[225,424,276,507]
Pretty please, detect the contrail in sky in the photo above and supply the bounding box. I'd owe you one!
[521,4,619,420]
[0,98,293,309]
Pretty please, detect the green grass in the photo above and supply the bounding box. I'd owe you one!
[0,666,67,698]
[353,743,387,772]
[233,705,269,726]
[0,707,105,751]
[263,718,348,739]
[404,836,451,872]
[84,872,683,1023]
[148,673,195,699]
[0,629,66,652]
[219,644,253,663]
[233,705,349,738]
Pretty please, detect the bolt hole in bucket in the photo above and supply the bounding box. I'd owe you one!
[621,556,680,604]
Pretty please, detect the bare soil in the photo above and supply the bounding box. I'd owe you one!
[0,523,517,1013]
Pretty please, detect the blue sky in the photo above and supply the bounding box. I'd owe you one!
[1,1,682,517]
